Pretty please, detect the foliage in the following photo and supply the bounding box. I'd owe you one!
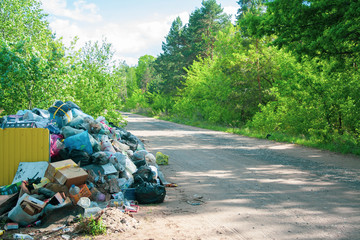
[135,55,156,90]
[236,0,266,21]
[183,0,231,61]
[0,40,65,113]
[246,0,360,63]
[124,65,137,98]
[154,16,187,94]
[67,39,125,126]
[173,25,284,126]
[76,214,106,236]
[249,56,360,141]
[154,0,231,95]
[123,88,148,112]
[0,0,66,114]
[240,0,360,148]
[0,0,52,47]
[146,92,174,116]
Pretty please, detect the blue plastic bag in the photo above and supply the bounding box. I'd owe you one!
[64,131,93,155]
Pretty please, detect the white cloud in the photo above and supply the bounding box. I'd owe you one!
[42,1,238,66]
[47,11,190,65]
[49,18,95,47]
[41,0,102,22]
[167,11,190,25]
[118,56,139,66]
[223,6,238,23]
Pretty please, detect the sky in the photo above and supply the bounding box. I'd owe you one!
[40,0,239,66]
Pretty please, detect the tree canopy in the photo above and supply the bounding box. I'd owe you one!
[245,0,360,62]
[154,0,231,95]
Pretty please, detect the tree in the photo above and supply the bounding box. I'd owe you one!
[154,0,231,95]
[69,39,124,125]
[0,0,65,114]
[0,40,64,113]
[154,17,186,94]
[174,25,282,125]
[0,0,53,49]
[184,0,231,62]
[250,0,360,62]
[241,0,360,147]
[236,0,266,21]
[135,55,156,90]
[124,65,137,98]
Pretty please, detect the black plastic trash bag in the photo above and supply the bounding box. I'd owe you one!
[120,130,145,151]
[48,100,71,117]
[134,177,166,204]
[133,166,154,183]
[133,159,147,168]
[56,148,91,166]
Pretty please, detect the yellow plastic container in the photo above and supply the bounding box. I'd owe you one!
[0,128,50,186]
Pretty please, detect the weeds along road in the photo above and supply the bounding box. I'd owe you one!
[122,112,360,240]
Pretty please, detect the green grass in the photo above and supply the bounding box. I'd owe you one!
[76,215,107,236]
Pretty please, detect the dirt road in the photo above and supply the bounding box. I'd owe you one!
[116,112,360,240]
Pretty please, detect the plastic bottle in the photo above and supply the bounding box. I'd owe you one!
[112,191,124,200]
[69,184,80,195]
[69,184,80,204]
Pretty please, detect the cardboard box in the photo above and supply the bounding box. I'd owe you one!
[22,202,36,215]
[20,195,46,216]
[45,159,88,188]
[48,192,70,205]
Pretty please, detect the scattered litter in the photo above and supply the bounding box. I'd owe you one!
[186,201,201,206]
[186,195,205,206]
[52,225,66,232]
[165,183,178,187]
[13,233,34,239]
[63,227,73,233]
[4,222,19,230]
[61,234,71,240]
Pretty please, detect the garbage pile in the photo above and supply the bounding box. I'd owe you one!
[0,100,171,238]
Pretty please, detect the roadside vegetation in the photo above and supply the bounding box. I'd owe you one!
[1,0,359,155]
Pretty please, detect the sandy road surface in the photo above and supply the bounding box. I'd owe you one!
[113,112,360,240]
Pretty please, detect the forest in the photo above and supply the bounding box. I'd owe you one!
[0,0,359,154]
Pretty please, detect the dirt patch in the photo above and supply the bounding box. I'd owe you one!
[98,207,139,234]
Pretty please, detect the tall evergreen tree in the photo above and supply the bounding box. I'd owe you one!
[154,0,231,95]
[154,17,186,94]
[236,0,266,21]
[184,0,231,62]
